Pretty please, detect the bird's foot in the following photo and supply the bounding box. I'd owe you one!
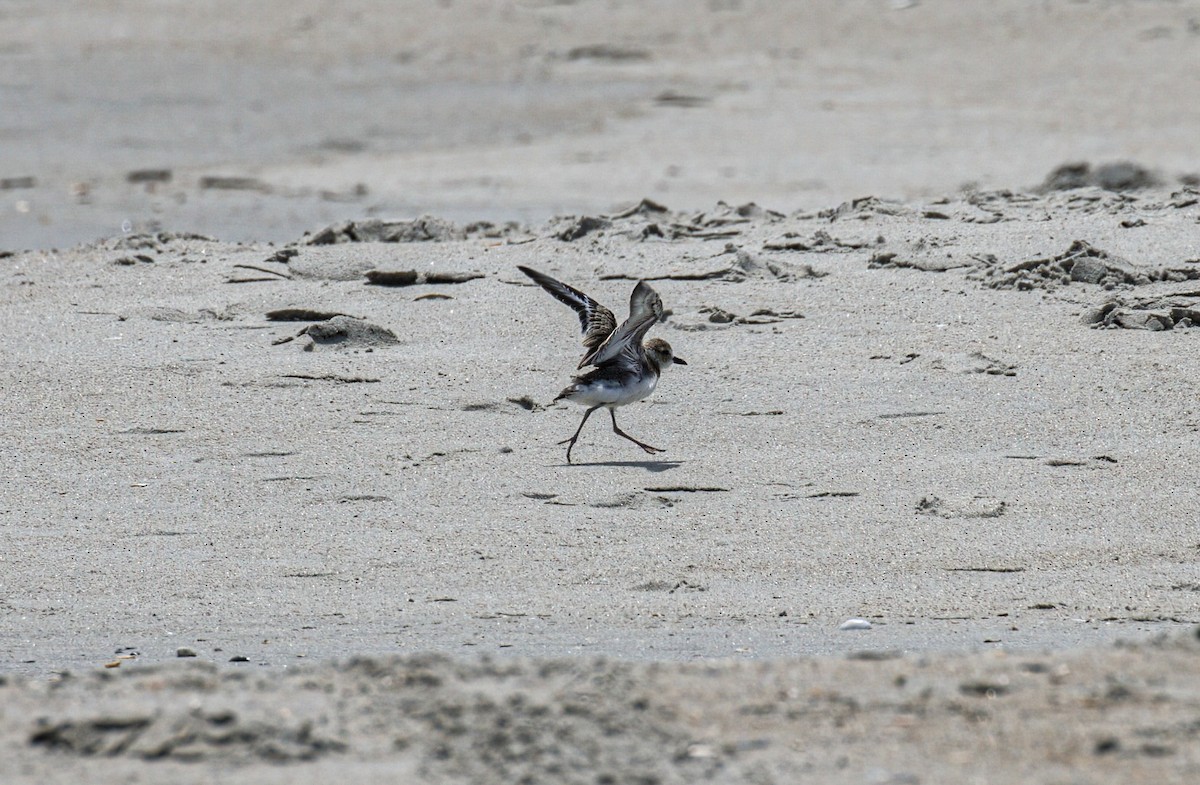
[557,436,579,464]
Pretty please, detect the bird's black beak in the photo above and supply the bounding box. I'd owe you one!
[673,357,688,366]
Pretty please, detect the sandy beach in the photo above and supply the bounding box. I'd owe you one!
[3,1,1200,782]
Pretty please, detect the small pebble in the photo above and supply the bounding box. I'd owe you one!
[176,646,198,657]
[229,655,249,663]
[839,618,872,631]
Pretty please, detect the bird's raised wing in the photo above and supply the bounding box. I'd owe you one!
[578,280,663,369]
[518,266,617,359]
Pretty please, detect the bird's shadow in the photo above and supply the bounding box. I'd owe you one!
[563,460,682,472]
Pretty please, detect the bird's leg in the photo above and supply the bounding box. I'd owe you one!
[610,409,665,455]
[558,405,601,464]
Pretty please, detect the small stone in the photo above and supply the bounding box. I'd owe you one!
[701,306,736,323]
[303,316,400,348]
[176,646,198,657]
[0,176,36,190]
[839,618,872,631]
[229,655,250,662]
[126,169,172,184]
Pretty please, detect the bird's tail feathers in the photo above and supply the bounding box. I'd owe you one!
[553,384,579,403]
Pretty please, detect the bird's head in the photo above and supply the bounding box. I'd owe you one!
[645,337,687,370]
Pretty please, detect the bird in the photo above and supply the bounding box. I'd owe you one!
[517,265,686,464]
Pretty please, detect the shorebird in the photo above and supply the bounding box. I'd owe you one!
[518,265,686,464]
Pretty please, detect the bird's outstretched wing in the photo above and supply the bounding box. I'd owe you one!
[579,280,663,369]
[518,266,617,361]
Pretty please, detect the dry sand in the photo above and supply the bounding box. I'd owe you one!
[3,1,1200,783]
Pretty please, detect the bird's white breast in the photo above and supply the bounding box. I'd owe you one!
[571,372,658,407]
